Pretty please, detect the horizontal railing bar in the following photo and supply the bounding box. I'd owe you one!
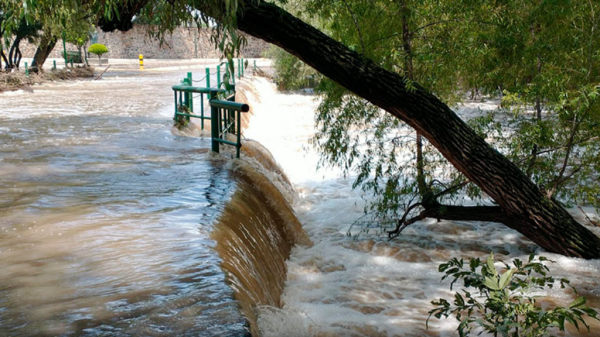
[174,112,211,119]
[172,85,223,94]
[209,100,249,112]
[214,138,239,147]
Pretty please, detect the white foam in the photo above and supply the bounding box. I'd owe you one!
[241,77,600,337]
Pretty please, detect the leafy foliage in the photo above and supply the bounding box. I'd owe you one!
[264,45,318,90]
[428,253,599,337]
[88,43,108,56]
[268,0,600,228]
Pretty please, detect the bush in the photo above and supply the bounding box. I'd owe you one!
[428,253,599,337]
[88,44,108,57]
[66,51,82,63]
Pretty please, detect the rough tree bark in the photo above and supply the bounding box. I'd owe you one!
[31,31,58,73]
[100,1,600,258]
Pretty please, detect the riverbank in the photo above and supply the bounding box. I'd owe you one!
[0,58,272,93]
[0,67,94,93]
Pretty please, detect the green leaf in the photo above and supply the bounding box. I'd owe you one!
[569,296,587,309]
[498,268,515,290]
[483,276,500,290]
[486,253,498,277]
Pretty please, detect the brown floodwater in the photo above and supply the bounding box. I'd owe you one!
[0,71,255,336]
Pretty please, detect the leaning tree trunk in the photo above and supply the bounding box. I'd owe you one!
[233,2,600,259]
[31,32,58,74]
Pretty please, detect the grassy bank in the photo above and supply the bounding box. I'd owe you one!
[0,67,95,93]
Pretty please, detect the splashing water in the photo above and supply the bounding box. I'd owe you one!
[240,77,600,337]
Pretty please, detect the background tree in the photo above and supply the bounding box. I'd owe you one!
[3,17,40,70]
[29,0,96,72]
[0,11,7,71]
[464,1,600,210]
[88,43,108,65]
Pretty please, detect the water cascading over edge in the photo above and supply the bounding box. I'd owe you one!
[207,87,311,336]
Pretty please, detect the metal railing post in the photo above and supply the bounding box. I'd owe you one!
[236,107,242,158]
[206,68,211,97]
[211,105,220,154]
[217,65,221,88]
[173,91,178,120]
[186,72,193,112]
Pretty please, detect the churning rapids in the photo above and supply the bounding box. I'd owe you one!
[1,67,600,337]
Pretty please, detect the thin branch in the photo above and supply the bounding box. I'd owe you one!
[548,100,596,197]
[515,136,600,164]
[341,0,365,54]
[432,180,470,199]
[388,204,509,239]
[411,18,502,36]
[578,204,599,227]
[388,201,422,238]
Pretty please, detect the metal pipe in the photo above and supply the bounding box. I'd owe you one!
[172,85,225,94]
[209,100,249,112]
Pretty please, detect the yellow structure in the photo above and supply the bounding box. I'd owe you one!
[139,54,144,70]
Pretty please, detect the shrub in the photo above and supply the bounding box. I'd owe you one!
[66,51,82,64]
[88,44,108,65]
[428,253,599,337]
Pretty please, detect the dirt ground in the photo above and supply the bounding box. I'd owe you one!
[0,58,272,93]
[0,67,94,93]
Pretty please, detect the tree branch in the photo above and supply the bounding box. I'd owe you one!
[341,0,366,54]
[389,204,510,239]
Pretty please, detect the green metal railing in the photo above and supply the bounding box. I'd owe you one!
[210,100,250,159]
[172,63,249,158]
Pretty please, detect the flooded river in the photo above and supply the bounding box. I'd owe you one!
[1,68,600,337]
[0,70,250,336]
